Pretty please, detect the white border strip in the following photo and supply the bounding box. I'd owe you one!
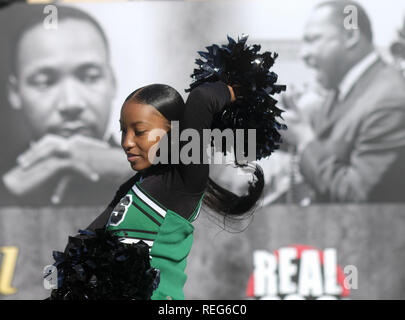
[119,238,154,247]
[132,184,167,218]
[193,202,202,222]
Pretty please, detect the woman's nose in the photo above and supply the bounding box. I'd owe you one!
[121,131,136,151]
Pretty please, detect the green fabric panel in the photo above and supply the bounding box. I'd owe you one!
[150,210,195,300]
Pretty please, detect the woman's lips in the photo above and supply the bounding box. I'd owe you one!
[127,154,142,162]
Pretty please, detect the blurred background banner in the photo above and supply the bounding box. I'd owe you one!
[1,0,405,299]
[1,205,404,299]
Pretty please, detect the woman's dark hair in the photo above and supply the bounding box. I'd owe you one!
[125,84,265,222]
[125,84,185,123]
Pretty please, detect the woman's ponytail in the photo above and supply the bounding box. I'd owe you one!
[203,163,264,218]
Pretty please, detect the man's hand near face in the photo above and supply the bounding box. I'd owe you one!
[2,133,131,199]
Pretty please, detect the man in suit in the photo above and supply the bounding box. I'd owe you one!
[0,4,132,206]
[283,0,405,202]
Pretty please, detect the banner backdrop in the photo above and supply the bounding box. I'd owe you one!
[0,205,404,299]
[1,0,405,299]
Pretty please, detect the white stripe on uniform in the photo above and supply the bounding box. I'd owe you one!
[132,184,167,218]
[118,237,154,247]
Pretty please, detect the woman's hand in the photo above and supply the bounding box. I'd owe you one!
[227,85,236,102]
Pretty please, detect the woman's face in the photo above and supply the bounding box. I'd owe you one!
[120,100,170,171]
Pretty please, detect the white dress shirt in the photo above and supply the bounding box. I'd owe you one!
[338,51,379,101]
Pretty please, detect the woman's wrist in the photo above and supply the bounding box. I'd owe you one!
[227,85,236,102]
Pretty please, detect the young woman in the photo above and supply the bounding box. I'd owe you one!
[65,80,264,300]
[49,35,286,300]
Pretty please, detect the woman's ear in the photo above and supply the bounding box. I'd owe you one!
[7,75,22,110]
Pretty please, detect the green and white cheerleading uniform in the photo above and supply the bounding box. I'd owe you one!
[106,174,204,300]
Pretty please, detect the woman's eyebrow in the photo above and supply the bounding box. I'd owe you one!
[118,120,147,125]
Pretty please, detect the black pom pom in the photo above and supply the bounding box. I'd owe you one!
[186,34,287,162]
[46,228,160,300]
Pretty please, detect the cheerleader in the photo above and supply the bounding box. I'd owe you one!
[47,35,286,300]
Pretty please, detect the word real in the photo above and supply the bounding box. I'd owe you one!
[250,247,356,300]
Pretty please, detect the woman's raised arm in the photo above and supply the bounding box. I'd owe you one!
[178,81,234,193]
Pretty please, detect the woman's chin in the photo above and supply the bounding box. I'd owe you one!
[130,161,151,172]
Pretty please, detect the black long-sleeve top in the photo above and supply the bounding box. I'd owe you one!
[85,81,231,231]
